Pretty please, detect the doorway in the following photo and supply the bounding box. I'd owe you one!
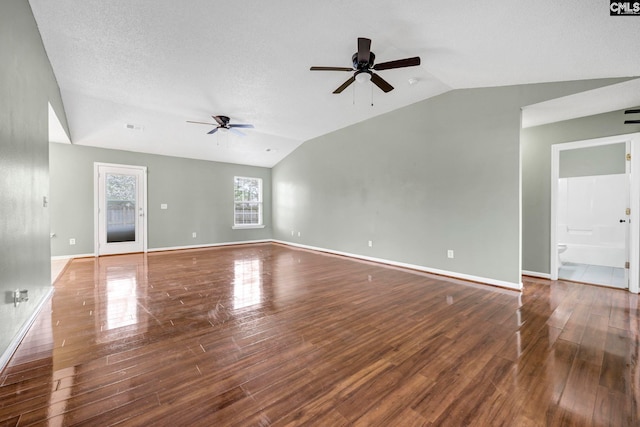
[95,163,147,256]
[551,133,640,292]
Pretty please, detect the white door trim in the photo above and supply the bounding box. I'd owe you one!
[94,162,148,256]
[550,132,640,293]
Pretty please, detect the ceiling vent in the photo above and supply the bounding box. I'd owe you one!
[125,123,144,131]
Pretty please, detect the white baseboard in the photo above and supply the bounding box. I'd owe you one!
[148,239,272,253]
[0,287,54,374]
[522,270,551,279]
[51,241,272,258]
[273,240,523,291]
[51,253,94,260]
[51,241,524,292]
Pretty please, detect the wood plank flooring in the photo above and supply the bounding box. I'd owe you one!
[1,243,638,426]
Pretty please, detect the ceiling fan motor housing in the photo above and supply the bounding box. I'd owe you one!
[352,52,375,70]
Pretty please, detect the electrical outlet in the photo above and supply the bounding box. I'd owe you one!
[291,230,295,236]
[161,203,168,210]
[297,231,301,237]
[69,238,76,245]
[368,240,373,247]
[192,232,197,238]
[447,250,454,259]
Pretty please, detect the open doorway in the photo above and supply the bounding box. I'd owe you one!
[551,133,640,292]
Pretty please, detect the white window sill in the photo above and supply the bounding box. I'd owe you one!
[232,225,265,230]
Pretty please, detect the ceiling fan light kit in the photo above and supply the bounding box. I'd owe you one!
[311,37,421,94]
[355,71,372,83]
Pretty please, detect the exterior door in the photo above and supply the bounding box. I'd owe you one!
[95,164,147,256]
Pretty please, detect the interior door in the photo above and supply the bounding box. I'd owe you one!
[96,164,146,256]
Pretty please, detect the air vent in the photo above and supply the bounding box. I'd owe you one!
[125,123,144,131]
[624,109,640,125]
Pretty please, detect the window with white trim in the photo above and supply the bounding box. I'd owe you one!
[234,176,262,227]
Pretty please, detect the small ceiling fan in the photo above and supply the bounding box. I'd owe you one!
[625,109,640,124]
[310,37,421,94]
[187,115,254,135]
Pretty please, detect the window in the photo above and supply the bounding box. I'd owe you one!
[234,176,263,228]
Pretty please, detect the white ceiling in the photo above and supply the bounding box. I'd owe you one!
[30,0,640,167]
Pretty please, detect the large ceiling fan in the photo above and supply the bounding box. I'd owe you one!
[187,115,254,135]
[310,37,421,94]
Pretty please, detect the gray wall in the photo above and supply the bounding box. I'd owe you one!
[522,110,640,274]
[559,143,626,178]
[0,0,69,364]
[273,80,628,286]
[50,143,272,256]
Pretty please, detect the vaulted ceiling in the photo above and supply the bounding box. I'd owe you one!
[30,0,640,167]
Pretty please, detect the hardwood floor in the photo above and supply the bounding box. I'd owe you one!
[1,243,638,426]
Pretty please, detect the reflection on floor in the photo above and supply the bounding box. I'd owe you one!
[3,245,638,425]
[558,262,626,288]
[51,258,70,285]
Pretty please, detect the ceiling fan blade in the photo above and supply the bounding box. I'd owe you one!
[333,76,356,94]
[311,66,353,71]
[229,124,254,128]
[625,120,640,124]
[212,116,225,126]
[229,127,246,136]
[207,128,219,135]
[370,73,394,93]
[357,38,371,64]
[373,56,421,71]
[187,121,216,125]
[625,109,640,114]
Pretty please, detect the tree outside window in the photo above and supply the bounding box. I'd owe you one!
[234,177,262,226]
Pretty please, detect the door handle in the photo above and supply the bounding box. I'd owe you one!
[620,219,627,223]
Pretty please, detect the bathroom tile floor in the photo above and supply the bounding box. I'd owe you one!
[558,262,626,288]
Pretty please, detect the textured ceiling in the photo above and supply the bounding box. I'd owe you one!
[30,0,640,167]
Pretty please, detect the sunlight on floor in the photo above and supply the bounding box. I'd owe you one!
[51,259,69,285]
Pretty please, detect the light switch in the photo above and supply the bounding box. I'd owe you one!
[161,204,168,210]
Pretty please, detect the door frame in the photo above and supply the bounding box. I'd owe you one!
[94,162,148,256]
[550,132,640,293]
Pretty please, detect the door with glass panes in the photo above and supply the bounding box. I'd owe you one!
[96,164,146,255]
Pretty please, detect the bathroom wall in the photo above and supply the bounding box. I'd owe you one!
[559,143,626,178]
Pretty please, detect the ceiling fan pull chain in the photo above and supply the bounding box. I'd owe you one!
[371,83,374,107]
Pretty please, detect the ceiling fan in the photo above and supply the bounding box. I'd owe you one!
[186,115,254,135]
[310,37,421,94]
[625,109,640,124]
